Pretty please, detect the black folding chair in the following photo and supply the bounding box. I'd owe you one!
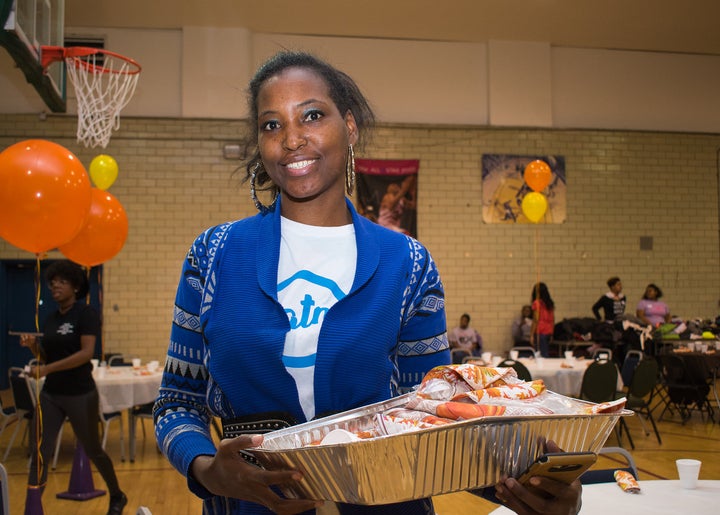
[511,346,536,358]
[581,446,638,484]
[497,359,532,382]
[3,367,35,462]
[658,354,714,424]
[0,462,9,515]
[624,358,662,444]
[620,349,643,387]
[580,359,633,449]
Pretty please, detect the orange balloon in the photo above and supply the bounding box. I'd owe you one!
[521,192,548,223]
[523,160,552,192]
[59,188,129,267]
[0,140,91,254]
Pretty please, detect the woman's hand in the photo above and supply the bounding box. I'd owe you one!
[29,364,49,378]
[19,333,38,353]
[191,434,322,515]
[494,441,582,515]
[19,333,36,346]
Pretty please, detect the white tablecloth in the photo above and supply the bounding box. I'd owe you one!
[489,480,719,514]
[519,358,587,397]
[94,367,162,413]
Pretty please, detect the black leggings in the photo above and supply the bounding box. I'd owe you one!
[29,388,121,496]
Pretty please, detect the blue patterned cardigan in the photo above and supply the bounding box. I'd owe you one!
[154,199,450,514]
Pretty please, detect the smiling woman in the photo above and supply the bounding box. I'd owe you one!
[153,51,451,515]
[152,51,580,515]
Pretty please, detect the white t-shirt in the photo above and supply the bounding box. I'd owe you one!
[278,216,356,420]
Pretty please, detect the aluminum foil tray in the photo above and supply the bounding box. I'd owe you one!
[252,392,631,505]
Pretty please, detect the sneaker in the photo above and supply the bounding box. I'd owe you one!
[107,492,128,515]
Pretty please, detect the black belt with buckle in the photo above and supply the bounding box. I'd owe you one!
[221,411,298,466]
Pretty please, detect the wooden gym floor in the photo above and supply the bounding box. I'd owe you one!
[1,389,718,514]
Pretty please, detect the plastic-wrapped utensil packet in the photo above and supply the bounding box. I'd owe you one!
[614,470,641,493]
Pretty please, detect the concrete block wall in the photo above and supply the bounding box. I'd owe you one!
[1,114,718,361]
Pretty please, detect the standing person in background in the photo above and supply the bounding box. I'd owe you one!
[153,50,582,515]
[511,305,534,346]
[636,283,671,326]
[19,260,127,515]
[531,283,555,358]
[449,313,482,363]
[591,276,626,321]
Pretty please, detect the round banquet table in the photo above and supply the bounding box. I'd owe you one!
[518,358,624,397]
[489,480,719,514]
[518,358,587,397]
[94,366,162,413]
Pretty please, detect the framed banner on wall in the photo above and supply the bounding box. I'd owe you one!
[355,159,419,237]
[481,154,567,224]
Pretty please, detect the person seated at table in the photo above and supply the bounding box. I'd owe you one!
[636,283,671,327]
[19,260,127,515]
[511,305,533,346]
[449,313,483,363]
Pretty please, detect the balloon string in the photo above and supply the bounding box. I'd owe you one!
[33,255,45,486]
[533,223,542,351]
[34,255,41,333]
[98,267,105,360]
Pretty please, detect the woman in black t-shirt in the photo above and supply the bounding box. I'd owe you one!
[20,260,127,515]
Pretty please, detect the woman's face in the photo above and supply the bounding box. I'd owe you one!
[645,286,658,299]
[611,281,623,294]
[48,276,75,305]
[256,67,358,206]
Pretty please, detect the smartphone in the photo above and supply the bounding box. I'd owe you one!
[516,452,597,497]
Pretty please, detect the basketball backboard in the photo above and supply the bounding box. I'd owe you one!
[0,0,65,111]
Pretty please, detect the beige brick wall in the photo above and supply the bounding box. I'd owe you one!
[1,114,718,361]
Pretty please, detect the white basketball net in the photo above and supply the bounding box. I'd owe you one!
[65,53,140,148]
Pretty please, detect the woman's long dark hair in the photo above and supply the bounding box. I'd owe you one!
[531,282,555,309]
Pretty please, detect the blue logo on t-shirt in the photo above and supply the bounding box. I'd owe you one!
[278,270,347,369]
[278,270,346,329]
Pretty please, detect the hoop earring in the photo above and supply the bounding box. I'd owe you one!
[250,162,268,212]
[250,161,278,213]
[346,144,355,195]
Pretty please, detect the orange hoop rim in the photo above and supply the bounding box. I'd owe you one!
[41,45,142,74]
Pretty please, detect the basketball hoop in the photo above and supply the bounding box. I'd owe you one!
[41,46,142,148]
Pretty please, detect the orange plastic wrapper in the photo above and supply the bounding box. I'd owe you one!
[377,408,455,435]
[614,470,641,493]
[404,397,553,420]
[416,364,546,402]
[581,398,627,414]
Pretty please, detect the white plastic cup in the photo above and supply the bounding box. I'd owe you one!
[97,364,106,378]
[481,352,492,363]
[564,351,574,360]
[491,355,503,366]
[132,358,142,368]
[509,350,519,360]
[90,359,99,370]
[676,459,701,489]
[147,360,159,372]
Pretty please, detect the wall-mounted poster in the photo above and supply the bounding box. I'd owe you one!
[355,159,419,237]
[481,154,567,224]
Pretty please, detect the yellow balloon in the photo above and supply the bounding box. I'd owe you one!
[521,192,548,223]
[89,154,119,190]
